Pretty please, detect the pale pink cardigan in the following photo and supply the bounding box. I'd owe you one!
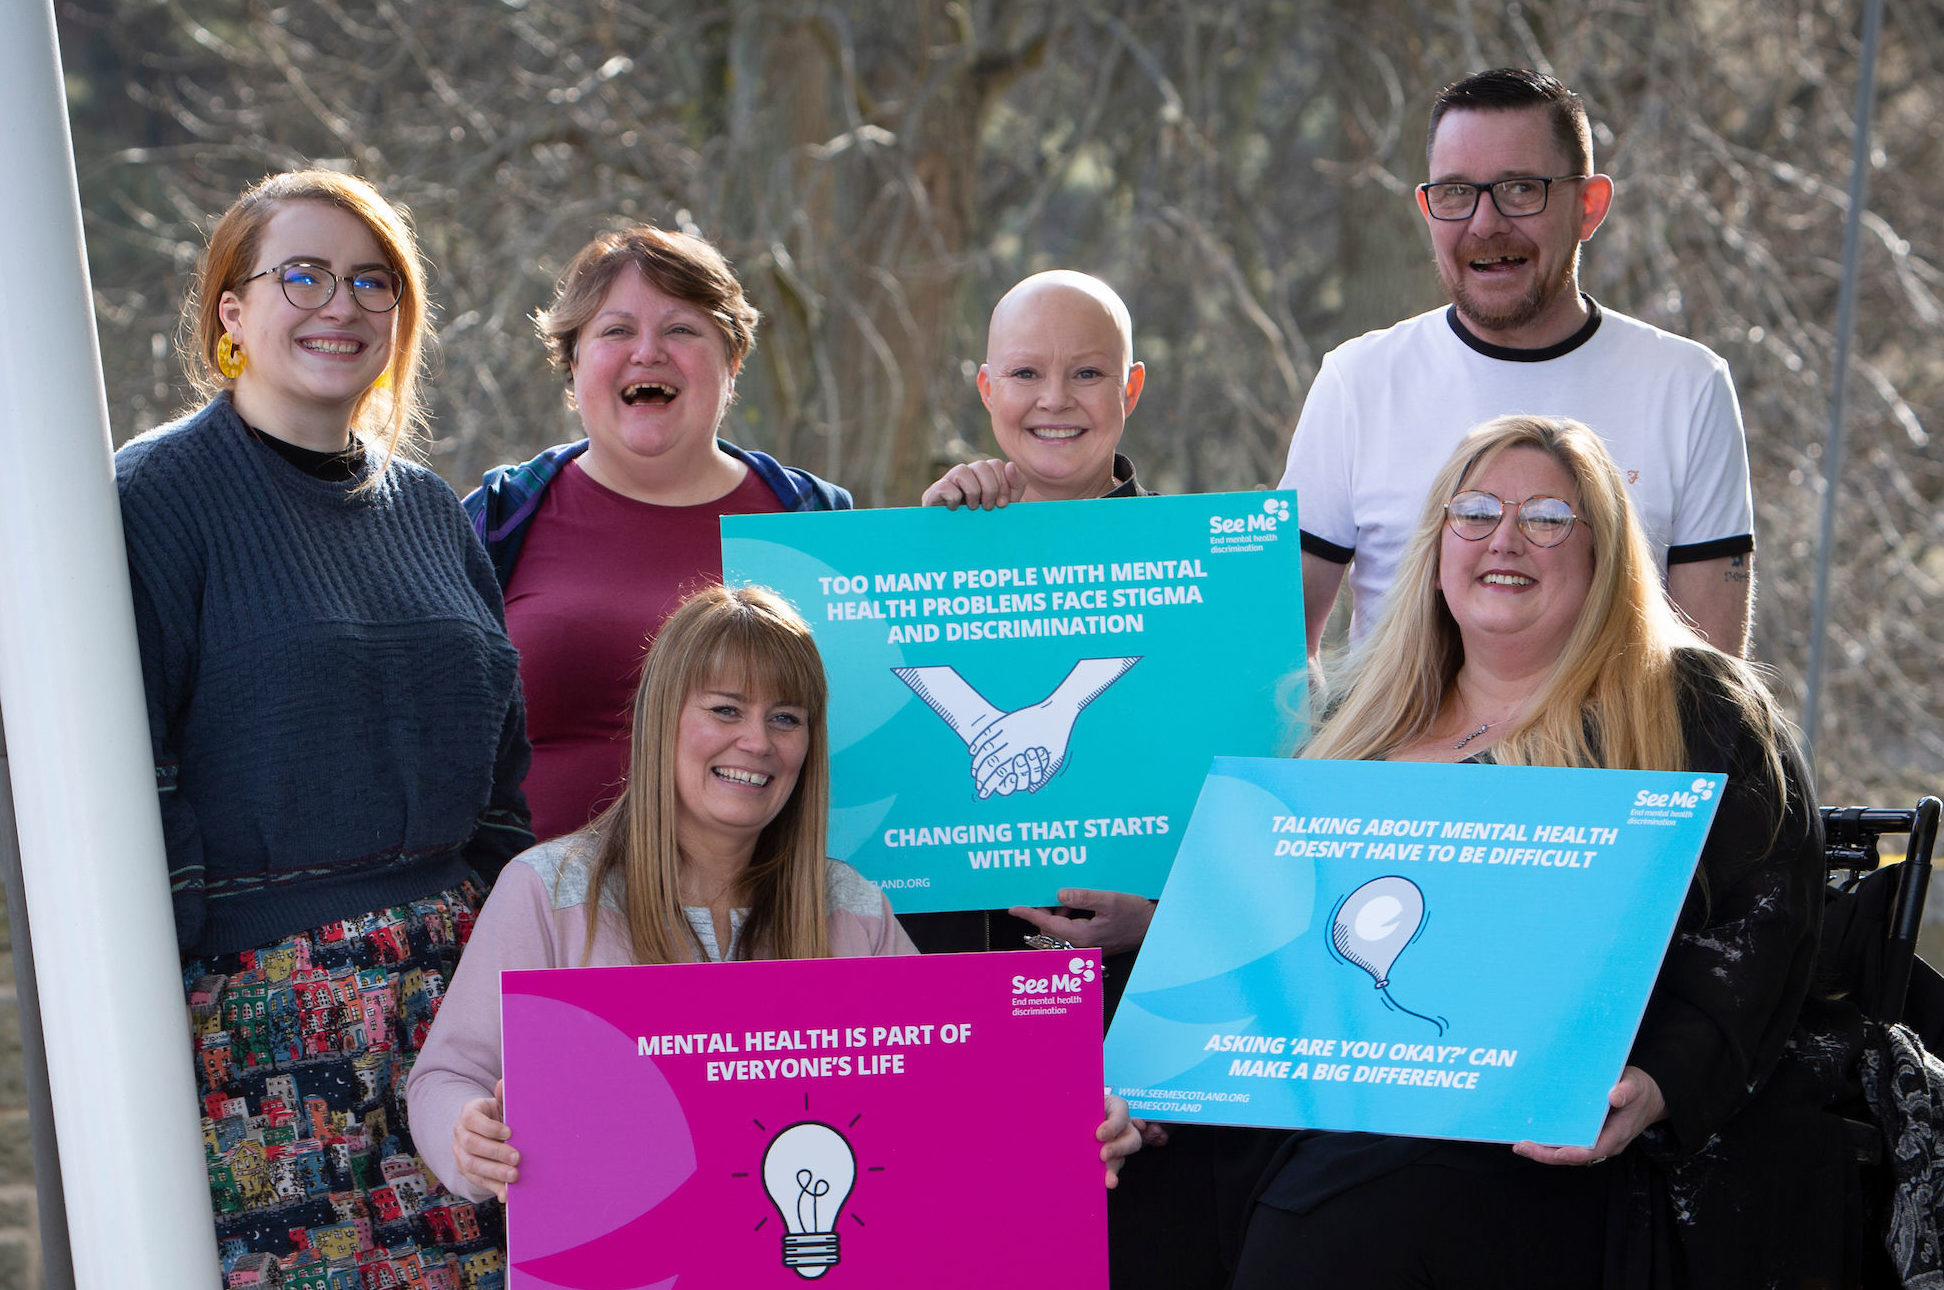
[406,833,916,1201]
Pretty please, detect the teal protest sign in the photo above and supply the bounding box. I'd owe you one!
[722,493,1306,913]
[1105,758,1723,1146]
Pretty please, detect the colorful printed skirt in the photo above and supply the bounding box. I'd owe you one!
[184,882,508,1290]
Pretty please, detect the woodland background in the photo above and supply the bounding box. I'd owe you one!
[0,5,1933,1278]
[52,0,1944,811]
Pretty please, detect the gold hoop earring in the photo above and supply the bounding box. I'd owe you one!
[216,333,246,380]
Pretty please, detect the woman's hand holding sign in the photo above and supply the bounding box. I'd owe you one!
[922,457,1029,510]
[1100,1094,1143,1187]
[1512,1065,1666,1166]
[454,1078,520,1201]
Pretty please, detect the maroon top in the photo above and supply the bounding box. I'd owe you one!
[503,459,786,840]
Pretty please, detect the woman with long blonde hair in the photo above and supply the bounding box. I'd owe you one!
[1233,416,1823,1289]
[1306,414,1780,778]
[577,580,841,967]
[408,585,1141,1205]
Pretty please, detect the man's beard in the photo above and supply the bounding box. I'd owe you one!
[1440,240,1580,336]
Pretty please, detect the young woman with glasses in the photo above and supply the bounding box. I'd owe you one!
[115,170,531,1278]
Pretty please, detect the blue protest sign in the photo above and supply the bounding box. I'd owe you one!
[1104,758,1724,1146]
[721,493,1306,913]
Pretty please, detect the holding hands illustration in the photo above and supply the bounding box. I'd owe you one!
[970,701,1073,798]
[974,743,1053,798]
[893,657,1139,798]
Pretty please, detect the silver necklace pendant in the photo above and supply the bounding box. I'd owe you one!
[1452,721,1492,750]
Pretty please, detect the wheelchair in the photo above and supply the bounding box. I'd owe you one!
[1815,796,1941,1288]
[1822,799,1941,1035]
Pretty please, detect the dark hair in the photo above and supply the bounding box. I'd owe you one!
[535,225,759,393]
[1427,68,1593,176]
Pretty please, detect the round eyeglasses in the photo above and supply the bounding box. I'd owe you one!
[1444,491,1581,547]
[1417,174,1589,221]
[241,261,403,313]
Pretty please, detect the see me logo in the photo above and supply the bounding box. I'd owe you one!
[1209,498,1290,536]
[1011,956,1097,996]
[1634,783,1710,809]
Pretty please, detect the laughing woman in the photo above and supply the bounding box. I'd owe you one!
[466,226,850,843]
[115,171,531,1273]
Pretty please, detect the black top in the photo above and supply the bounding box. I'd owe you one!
[241,418,367,482]
[1255,650,1825,1286]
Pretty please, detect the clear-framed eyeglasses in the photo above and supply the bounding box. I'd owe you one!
[240,260,403,313]
[1444,490,1581,547]
[1417,175,1590,221]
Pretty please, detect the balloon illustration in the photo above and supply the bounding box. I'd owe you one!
[1329,876,1448,1035]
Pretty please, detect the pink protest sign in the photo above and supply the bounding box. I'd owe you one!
[500,948,1107,1289]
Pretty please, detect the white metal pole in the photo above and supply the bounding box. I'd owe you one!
[1801,0,1886,771]
[0,2,222,1284]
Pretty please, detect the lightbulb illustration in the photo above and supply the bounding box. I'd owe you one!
[761,1121,858,1278]
[1329,876,1448,1034]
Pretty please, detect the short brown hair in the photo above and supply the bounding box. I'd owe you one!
[182,170,430,471]
[1427,68,1594,176]
[535,225,760,394]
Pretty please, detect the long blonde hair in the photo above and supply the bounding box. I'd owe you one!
[581,585,832,964]
[182,170,431,477]
[1306,416,1779,783]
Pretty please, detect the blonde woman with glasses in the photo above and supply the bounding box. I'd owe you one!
[1233,415,1826,1290]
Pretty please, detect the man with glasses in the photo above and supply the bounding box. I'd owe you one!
[1280,67,1754,657]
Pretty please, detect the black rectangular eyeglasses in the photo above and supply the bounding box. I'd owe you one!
[1418,175,1589,221]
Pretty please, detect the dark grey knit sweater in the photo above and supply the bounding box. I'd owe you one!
[116,396,532,956]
